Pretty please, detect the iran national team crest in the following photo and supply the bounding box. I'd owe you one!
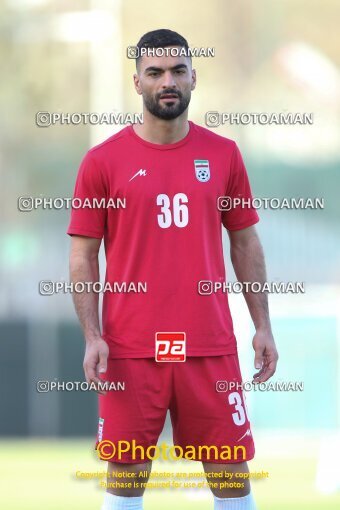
[194,160,210,182]
[97,418,104,442]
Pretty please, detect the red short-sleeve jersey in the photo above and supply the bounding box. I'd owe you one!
[67,122,259,358]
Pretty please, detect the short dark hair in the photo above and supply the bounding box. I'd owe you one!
[136,29,190,68]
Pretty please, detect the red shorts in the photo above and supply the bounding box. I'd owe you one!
[96,355,255,464]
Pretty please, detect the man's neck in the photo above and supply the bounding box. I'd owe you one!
[133,111,189,145]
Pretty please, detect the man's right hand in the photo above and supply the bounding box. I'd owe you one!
[83,337,109,395]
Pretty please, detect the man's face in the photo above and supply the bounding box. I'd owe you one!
[134,46,196,120]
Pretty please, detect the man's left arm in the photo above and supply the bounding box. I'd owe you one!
[228,225,279,382]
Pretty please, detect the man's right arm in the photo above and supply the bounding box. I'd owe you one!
[69,235,109,394]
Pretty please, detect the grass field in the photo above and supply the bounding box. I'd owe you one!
[1,437,340,510]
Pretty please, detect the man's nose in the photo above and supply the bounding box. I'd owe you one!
[161,71,177,89]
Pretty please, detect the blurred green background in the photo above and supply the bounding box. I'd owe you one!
[1,0,340,509]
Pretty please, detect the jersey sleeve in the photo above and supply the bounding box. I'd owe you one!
[221,142,259,231]
[67,152,108,239]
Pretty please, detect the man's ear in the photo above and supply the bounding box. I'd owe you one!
[133,73,143,95]
[191,68,197,91]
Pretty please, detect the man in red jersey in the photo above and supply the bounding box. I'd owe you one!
[68,29,278,510]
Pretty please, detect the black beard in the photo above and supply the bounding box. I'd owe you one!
[143,89,191,120]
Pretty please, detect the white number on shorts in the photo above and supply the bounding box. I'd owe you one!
[157,193,189,228]
[228,391,247,426]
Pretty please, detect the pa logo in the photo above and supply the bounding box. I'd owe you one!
[194,160,210,182]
